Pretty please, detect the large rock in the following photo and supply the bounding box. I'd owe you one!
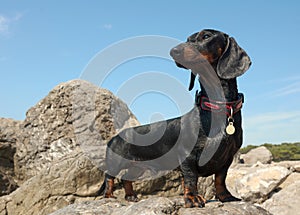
[0,151,215,215]
[14,80,139,183]
[240,146,273,165]
[261,180,300,215]
[275,160,300,172]
[0,150,104,215]
[278,172,300,189]
[50,197,271,215]
[227,164,291,203]
[0,118,20,196]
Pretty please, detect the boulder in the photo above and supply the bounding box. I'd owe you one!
[50,197,271,215]
[278,172,300,189]
[0,150,104,215]
[261,180,300,215]
[0,118,20,196]
[275,160,300,172]
[14,80,139,183]
[0,151,215,215]
[227,164,291,203]
[240,146,273,165]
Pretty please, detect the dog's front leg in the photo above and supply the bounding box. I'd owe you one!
[122,180,138,202]
[181,159,206,208]
[215,166,241,202]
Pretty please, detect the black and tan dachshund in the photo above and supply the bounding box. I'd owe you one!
[98,29,251,208]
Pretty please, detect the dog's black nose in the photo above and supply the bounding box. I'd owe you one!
[170,46,182,57]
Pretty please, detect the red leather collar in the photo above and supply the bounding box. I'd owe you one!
[195,91,244,117]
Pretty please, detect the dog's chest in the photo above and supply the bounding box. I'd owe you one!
[196,133,240,176]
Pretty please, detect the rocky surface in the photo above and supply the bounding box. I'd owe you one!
[1,150,104,215]
[14,80,139,183]
[0,151,215,215]
[50,197,271,215]
[0,118,20,196]
[240,146,273,164]
[262,180,300,215]
[0,80,299,215]
[227,164,291,203]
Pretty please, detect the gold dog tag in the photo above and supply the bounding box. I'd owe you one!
[226,122,235,135]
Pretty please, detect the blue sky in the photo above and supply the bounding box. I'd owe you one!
[0,0,300,146]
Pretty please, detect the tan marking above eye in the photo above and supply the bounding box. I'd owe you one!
[200,52,214,63]
[218,48,223,57]
[198,31,205,36]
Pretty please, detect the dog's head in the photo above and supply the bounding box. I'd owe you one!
[170,29,251,90]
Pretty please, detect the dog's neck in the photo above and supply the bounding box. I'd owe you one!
[199,78,239,102]
[197,62,239,102]
[197,77,240,137]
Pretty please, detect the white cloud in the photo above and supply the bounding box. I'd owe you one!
[246,111,300,125]
[0,13,23,35]
[103,24,112,30]
[243,111,300,145]
[0,15,9,34]
[266,75,300,84]
[272,81,300,97]
[13,12,23,21]
[256,76,300,99]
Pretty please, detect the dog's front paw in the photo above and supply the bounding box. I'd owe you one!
[125,194,139,202]
[216,191,241,202]
[184,194,206,208]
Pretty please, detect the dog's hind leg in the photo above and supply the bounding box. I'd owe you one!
[121,164,144,202]
[97,174,116,199]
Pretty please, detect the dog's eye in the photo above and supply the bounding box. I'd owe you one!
[202,34,211,40]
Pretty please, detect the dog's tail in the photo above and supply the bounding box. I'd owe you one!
[96,174,107,196]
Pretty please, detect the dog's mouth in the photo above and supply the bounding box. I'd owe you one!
[170,44,210,71]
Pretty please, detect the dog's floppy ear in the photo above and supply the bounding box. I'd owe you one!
[174,60,195,91]
[188,72,196,91]
[217,37,251,79]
